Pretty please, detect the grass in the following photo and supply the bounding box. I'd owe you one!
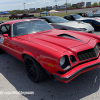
[0,12,78,21]
[0,17,9,21]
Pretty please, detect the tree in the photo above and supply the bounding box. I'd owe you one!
[92,2,98,7]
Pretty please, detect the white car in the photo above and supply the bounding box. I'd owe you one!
[39,16,94,33]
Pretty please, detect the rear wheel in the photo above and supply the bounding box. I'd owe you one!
[23,55,47,83]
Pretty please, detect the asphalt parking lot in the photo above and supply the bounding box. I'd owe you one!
[1,9,100,100]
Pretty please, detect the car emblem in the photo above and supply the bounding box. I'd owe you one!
[89,44,92,46]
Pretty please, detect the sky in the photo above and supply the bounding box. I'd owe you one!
[0,0,97,11]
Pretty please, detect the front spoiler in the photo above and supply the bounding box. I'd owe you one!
[54,56,100,83]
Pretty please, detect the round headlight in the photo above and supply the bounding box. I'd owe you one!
[59,55,71,70]
[59,56,65,66]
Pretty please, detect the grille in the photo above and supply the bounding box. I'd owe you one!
[77,44,99,61]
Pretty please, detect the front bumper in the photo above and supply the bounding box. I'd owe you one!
[83,30,94,34]
[54,56,100,83]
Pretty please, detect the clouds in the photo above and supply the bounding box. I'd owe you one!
[0,0,96,11]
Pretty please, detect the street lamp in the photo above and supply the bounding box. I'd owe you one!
[55,0,57,9]
[23,3,26,11]
[66,0,67,13]
[55,0,57,5]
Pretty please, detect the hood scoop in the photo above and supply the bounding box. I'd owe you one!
[57,33,85,43]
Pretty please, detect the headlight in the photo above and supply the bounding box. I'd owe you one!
[77,28,87,31]
[59,56,71,70]
[69,55,77,64]
[94,44,99,56]
[59,56,65,66]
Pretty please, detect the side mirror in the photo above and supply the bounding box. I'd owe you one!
[3,34,8,37]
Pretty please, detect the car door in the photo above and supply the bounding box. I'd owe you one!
[0,24,23,59]
[0,24,11,52]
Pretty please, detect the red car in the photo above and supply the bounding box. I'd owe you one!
[0,19,100,83]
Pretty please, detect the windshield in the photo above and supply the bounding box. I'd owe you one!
[48,16,68,23]
[73,15,82,19]
[13,20,53,37]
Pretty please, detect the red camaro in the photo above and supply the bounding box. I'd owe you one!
[0,19,100,83]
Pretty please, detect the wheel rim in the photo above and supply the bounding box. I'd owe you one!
[25,58,37,80]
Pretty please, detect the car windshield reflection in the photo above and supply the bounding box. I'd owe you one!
[48,16,68,23]
[73,15,82,19]
[13,20,54,37]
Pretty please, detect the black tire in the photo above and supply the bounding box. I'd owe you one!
[23,55,47,83]
[0,49,4,54]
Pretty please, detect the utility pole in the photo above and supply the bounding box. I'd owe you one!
[66,0,67,13]
[23,3,26,11]
[55,0,57,9]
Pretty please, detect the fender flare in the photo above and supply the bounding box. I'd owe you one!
[22,51,36,61]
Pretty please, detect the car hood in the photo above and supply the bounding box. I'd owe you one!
[53,21,92,28]
[77,17,100,22]
[16,29,93,53]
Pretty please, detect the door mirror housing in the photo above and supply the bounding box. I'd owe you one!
[3,34,8,37]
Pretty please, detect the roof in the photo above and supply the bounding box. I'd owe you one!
[2,19,41,25]
[40,11,50,14]
[40,16,58,18]
[64,14,78,17]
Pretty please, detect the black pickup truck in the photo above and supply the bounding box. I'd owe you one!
[9,14,34,19]
[9,14,20,19]
[20,14,34,19]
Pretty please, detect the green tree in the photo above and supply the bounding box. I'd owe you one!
[92,2,98,6]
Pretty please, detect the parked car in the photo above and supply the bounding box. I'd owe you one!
[9,14,20,19]
[64,14,100,29]
[39,16,94,33]
[20,14,34,19]
[76,12,100,17]
[0,19,100,83]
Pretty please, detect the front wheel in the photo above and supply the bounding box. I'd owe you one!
[23,55,47,83]
[0,49,4,54]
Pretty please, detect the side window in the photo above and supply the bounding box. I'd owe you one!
[71,16,75,20]
[66,16,71,20]
[0,24,11,36]
[5,24,10,30]
[1,26,7,33]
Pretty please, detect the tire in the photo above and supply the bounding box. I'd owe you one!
[0,49,4,54]
[23,55,47,83]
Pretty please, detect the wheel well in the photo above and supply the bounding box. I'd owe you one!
[22,54,26,59]
[22,54,50,77]
[22,54,38,64]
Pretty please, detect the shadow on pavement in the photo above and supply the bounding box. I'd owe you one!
[0,53,100,100]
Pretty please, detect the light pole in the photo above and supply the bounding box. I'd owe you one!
[23,3,26,11]
[55,0,57,9]
[55,0,57,5]
[66,0,67,13]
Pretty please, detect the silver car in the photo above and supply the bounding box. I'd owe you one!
[39,16,94,33]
